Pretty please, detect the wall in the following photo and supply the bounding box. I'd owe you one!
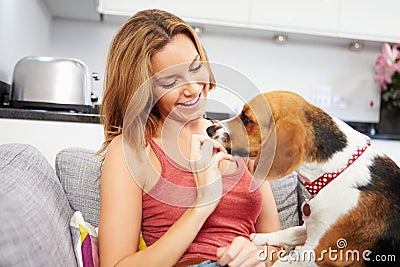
[0,6,383,123]
[0,0,51,83]
[202,32,381,122]
[48,18,382,123]
[48,19,116,100]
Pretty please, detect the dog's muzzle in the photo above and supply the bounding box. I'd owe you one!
[206,124,221,138]
[206,124,233,154]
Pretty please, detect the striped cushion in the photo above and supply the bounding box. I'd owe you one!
[56,147,101,227]
[270,172,304,229]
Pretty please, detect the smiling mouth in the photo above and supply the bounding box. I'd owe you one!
[179,93,201,107]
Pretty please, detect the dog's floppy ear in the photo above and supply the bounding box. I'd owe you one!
[266,119,305,179]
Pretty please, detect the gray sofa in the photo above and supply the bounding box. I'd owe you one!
[0,143,304,266]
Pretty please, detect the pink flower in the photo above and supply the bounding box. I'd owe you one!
[374,43,400,91]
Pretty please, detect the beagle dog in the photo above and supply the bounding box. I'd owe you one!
[207,90,399,266]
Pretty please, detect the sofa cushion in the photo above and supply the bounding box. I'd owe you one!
[270,172,301,229]
[56,147,302,230]
[56,147,101,227]
[0,143,77,266]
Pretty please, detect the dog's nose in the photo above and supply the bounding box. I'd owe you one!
[206,125,221,137]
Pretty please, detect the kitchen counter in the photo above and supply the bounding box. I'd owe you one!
[0,107,101,124]
[0,107,231,125]
[1,107,399,140]
[346,121,400,141]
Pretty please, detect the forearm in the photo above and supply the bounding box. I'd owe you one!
[115,204,215,267]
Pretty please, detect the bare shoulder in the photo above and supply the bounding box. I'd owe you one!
[105,134,124,158]
[102,135,138,186]
[104,135,143,169]
[102,135,151,190]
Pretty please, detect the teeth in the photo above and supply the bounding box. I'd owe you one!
[181,94,200,106]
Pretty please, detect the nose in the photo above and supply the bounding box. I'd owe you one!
[182,82,200,96]
[206,124,221,138]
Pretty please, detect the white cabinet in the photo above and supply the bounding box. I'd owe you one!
[0,119,104,167]
[156,0,249,24]
[339,0,400,43]
[98,0,400,43]
[250,0,339,36]
[98,0,249,24]
[97,0,158,16]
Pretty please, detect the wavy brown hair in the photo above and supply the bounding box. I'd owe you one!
[98,9,215,154]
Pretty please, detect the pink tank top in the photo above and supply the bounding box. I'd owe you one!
[141,138,263,261]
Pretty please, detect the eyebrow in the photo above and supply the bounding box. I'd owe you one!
[155,55,200,83]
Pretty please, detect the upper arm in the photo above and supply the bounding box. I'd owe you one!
[255,180,282,233]
[246,158,281,233]
[98,135,143,267]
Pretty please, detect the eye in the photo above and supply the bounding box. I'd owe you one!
[190,62,203,72]
[161,80,177,89]
[241,111,253,126]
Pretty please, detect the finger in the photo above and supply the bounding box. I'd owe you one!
[193,134,228,154]
[217,247,237,266]
[198,138,229,167]
[211,151,232,168]
[216,246,228,258]
[217,237,245,266]
[192,139,216,172]
[190,134,207,160]
[218,239,266,267]
[200,138,215,158]
[200,137,229,156]
[190,134,221,158]
[191,133,212,144]
[227,241,263,267]
[209,138,228,154]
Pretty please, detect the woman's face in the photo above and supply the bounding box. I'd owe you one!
[151,34,210,123]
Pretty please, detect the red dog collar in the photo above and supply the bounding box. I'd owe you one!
[304,139,371,195]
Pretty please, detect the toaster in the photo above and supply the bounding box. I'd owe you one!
[10,56,92,112]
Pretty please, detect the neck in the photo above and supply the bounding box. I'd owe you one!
[157,115,203,137]
[297,117,371,183]
[154,116,206,167]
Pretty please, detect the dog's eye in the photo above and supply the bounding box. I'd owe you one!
[241,111,253,126]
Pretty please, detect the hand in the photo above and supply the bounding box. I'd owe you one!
[217,236,265,267]
[190,134,231,207]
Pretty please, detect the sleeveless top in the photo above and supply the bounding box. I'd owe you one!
[141,138,263,261]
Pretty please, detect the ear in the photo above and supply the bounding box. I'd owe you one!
[266,119,305,179]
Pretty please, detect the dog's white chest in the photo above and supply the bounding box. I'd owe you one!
[301,181,362,248]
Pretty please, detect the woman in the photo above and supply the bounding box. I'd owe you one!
[98,9,281,267]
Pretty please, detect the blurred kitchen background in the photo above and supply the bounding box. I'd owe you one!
[0,0,399,165]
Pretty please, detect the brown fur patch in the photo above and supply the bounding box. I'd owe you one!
[260,91,319,178]
[241,104,263,157]
[313,191,390,266]
[218,90,348,179]
[304,106,347,163]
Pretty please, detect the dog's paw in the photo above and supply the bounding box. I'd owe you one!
[250,233,272,246]
[251,232,291,248]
